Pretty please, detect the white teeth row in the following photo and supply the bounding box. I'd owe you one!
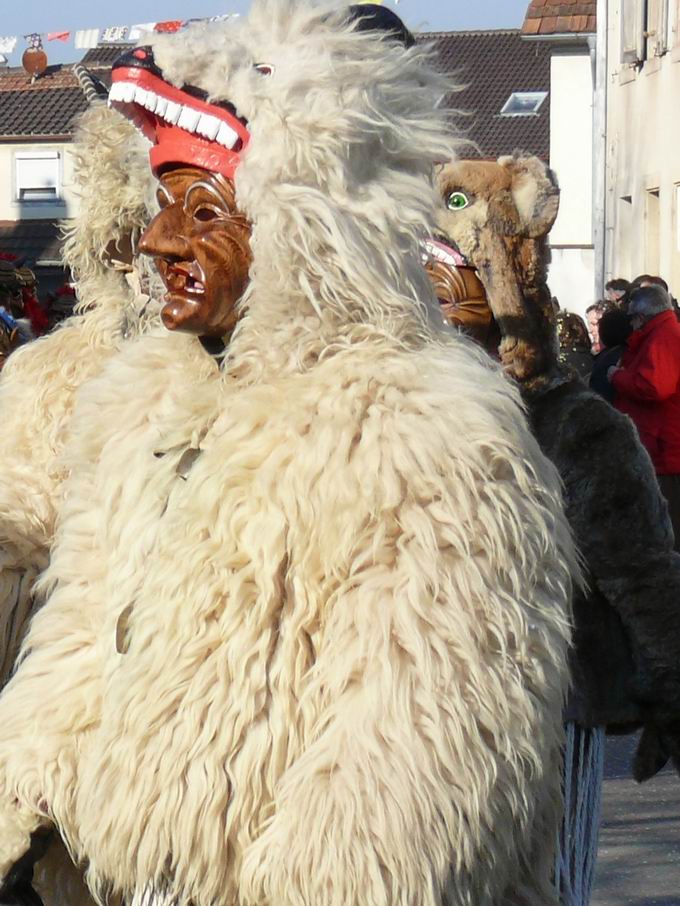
[423,241,458,267]
[108,81,241,150]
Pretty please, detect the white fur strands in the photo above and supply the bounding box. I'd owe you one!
[0,334,575,906]
[61,103,161,338]
[150,1,462,375]
[0,103,162,906]
[0,103,161,625]
[0,4,576,906]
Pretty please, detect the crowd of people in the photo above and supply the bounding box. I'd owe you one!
[557,274,680,550]
[0,253,76,368]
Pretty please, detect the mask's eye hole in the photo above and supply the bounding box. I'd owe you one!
[254,63,274,76]
[446,191,469,211]
[193,206,220,223]
[157,186,173,209]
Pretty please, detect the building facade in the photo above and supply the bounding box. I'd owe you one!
[604,0,680,294]
[522,1,598,316]
[0,50,109,293]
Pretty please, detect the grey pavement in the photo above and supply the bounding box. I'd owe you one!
[592,734,680,906]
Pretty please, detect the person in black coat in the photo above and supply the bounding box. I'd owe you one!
[589,308,632,402]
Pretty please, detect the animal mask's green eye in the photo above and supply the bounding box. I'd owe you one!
[446,191,469,211]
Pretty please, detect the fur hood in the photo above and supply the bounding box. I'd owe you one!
[146,1,461,377]
[61,103,162,338]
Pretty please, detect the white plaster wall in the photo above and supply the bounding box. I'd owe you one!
[547,50,596,314]
[550,52,595,246]
[605,0,680,296]
[0,141,77,222]
[549,246,597,317]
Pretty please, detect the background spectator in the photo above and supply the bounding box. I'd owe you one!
[605,278,631,307]
[590,308,632,402]
[557,309,592,380]
[630,274,669,292]
[586,300,608,354]
[610,284,680,550]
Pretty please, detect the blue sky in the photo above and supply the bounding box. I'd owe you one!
[4,0,530,65]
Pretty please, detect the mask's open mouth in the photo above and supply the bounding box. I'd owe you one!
[422,237,470,270]
[109,47,250,179]
[160,261,207,297]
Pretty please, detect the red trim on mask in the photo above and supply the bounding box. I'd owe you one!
[110,65,250,179]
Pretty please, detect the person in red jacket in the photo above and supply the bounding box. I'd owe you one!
[609,283,680,549]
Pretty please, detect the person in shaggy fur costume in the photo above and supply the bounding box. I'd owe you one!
[429,152,680,906]
[0,103,159,906]
[0,7,576,906]
[0,102,158,688]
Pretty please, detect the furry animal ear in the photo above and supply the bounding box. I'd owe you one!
[498,154,560,239]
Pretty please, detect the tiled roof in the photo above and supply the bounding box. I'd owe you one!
[0,85,89,137]
[79,44,133,87]
[0,220,63,266]
[421,29,551,161]
[0,54,111,137]
[79,44,133,68]
[522,1,597,36]
[0,31,550,150]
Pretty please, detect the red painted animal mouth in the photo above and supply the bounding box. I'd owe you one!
[109,47,250,179]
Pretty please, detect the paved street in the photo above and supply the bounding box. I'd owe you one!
[592,735,680,906]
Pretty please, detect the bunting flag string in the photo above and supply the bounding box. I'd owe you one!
[74,29,99,50]
[0,14,242,63]
[128,24,156,41]
[100,26,130,44]
[154,21,183,34]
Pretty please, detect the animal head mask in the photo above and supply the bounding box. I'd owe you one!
[431,154,560,388]
[107,0,459,348]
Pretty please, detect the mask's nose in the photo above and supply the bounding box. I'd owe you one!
[139,205,191,260]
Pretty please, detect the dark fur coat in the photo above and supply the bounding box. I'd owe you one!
[529,376,680,774]
[433,154,680,779]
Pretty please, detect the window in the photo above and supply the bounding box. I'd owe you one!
[645,188,661,275]
[500,92,547,117]
[672,185,680,293]
[621,0,672,62]
[647,0,671,55]
[673,0,680,44]
[654,0,675,56]
[15,151,60,202]
[621,0,645,63]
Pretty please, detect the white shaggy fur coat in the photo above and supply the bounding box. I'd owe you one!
[0,104,157,684]
[0,5,575,906]
[0,104,157,906]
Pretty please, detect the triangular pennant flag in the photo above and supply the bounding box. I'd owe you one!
[47,31,71,42]
[154,21,183,34]
[75,29,100,49]
[101,25,130,43]
[129,23,156,41]
[0,37,17,54]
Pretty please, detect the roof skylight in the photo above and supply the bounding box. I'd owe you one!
[500,91,548,117]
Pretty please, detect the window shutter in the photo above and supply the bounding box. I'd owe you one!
[656,0,671,53]
[15,152,60,202]
[621,0,646,63]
